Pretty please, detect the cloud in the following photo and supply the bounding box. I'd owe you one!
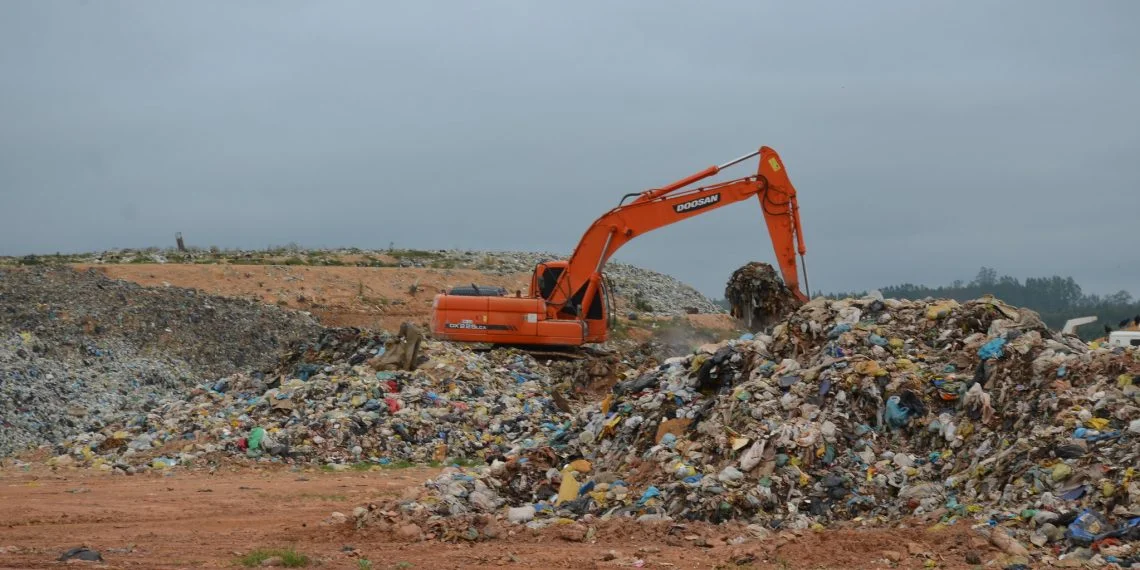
[2,1,1137,297]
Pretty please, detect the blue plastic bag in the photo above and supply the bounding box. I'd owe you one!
[1067,509,1112,545]
[637,486,661,505]
[978,338,1006,360]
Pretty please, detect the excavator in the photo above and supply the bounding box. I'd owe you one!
[430,146,809,347]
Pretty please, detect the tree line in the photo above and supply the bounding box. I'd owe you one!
[828,267,1139,339]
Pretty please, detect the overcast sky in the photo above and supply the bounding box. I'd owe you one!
[1,1,1137,298]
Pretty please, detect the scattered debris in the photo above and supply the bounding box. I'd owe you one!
[51,327,599,468]
[356,293,1140,566]
[58,547,102,562]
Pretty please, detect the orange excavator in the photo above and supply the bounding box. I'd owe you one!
[431,146,809,347]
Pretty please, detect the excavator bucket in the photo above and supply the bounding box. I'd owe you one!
[725,262,803,332]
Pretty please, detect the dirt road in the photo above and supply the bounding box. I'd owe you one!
[0,466,429,569]
[0,466,996,569]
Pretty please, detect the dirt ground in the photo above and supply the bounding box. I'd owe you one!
[0,465,1002,570]
[76,264,738,334]
[76,264,529,332]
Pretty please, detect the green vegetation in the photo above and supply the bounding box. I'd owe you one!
[7,252,94,265]
[297,493,347,501]
[448,457,482,468]
[0,247,412,269]
[387,249,445,260]
[377,460,415,469]
[316,458,478,471]
[632,291,654,313]
[359,254,397,268]
[426,457,480,468]
[237,548,310,567]
[828,267,1140,340]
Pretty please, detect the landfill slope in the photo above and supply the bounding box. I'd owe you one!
[14,247,728,331]
[0,267,322,457]
[76,262,529,332]
[358,295,1140,566]
[41,328,621,473]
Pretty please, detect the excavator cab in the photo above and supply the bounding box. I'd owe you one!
[533,262,565,303]
[531,261,614,342]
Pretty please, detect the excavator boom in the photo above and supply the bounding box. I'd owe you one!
[545,146,808,318]
[431,146,809,346]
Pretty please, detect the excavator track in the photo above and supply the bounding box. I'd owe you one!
[468,343,616,361]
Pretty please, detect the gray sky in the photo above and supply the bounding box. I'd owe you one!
[2,1,1138,298]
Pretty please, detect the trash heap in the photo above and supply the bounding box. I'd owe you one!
[0,267,321,457]
[359,295,1140,563]
[724,262,802,332]
[50,328,584,471]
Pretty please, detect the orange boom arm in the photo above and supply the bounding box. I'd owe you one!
[544,146,808,321]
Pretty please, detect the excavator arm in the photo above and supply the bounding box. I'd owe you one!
[546,146,808,319]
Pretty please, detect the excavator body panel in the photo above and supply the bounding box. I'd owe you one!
[432,295,540,340]
[431,285,604,346]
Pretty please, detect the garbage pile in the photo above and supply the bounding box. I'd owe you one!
[49,327,590,471]
[358,295,1140,564]
[0,267,321,457]
[725,262,802,332]
[0,267,322,376]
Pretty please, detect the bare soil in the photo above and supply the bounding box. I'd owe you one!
[77,264,531,332]
[0,466,1001,570]
[76,264,739,334]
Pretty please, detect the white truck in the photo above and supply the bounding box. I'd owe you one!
[1062,316,1140,348]
[1108,330,1140,348]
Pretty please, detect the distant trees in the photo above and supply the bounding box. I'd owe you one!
[829,267,1139,339]
[974,266,998,288]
